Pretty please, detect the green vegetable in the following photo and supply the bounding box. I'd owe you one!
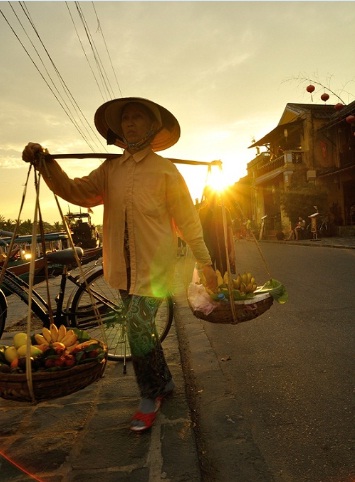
[256,278,288,304]
[72,328,91,343]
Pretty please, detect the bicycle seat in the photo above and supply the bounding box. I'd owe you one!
[45,247,84,265]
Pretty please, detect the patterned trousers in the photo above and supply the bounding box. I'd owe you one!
[120,291,173,399]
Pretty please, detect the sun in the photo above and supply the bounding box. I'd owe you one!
[176,162,235,205]
[205,165,233,194]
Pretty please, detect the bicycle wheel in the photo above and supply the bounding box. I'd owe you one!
[0,289,7,339]
[69,268,174,360]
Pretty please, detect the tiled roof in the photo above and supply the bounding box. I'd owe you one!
[248,101,355,148]
[249,120,303,148]
[317,100,355,130]
[284,103,336,120]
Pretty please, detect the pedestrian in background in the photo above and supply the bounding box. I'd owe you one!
[199,186,236,275]
[294,216,306,240]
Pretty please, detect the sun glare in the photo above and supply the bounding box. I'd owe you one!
[177,162,236,205]
[206,166,232,194]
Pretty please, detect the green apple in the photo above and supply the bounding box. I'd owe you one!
[17,345,42,358]
[5,346,18,363]
[13,332,28,349]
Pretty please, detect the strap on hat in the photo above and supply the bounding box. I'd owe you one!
[123,126,162,151]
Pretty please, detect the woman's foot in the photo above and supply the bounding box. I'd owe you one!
[130,380,175,432]
[130,398,161,432]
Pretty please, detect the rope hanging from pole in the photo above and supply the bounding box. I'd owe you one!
[217,164,238,323]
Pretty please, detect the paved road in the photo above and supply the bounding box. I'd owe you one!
[175,239,355,481]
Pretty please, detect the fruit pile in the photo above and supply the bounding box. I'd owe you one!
[231,272,258,294]
[0,325,106,374]
[205,270,259,301]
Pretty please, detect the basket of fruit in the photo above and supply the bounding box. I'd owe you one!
[0,325,107,402]
[188,270,287,325]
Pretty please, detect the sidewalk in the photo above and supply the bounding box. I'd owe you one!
[0,265,201,482]
[263,235,355,249]
[1,236,354,481]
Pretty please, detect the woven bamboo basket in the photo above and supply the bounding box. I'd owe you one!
[189,293,273,324]
[0,346,107,403]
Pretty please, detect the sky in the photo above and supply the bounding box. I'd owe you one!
[1,1,354,227]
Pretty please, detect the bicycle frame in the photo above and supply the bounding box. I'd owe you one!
[0,251,174,368]
[0,250,99,331]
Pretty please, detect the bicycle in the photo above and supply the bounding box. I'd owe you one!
[318,216,329,235]
[306,215,329,238]
[0,248,174,370]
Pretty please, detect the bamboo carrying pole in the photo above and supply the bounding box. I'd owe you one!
[45,153,222,168]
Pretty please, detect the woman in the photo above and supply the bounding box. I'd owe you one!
[22,97,217,431]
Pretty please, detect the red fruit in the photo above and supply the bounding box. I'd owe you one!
[44,358,56,368]
[64,354,75,367]
[321,93,329,102]
[54,356,66,367]
[306,85,315,93]
[10,358,19,370]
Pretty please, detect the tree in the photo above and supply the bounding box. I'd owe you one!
[284,73,354,104]
[280,181,328,224]
[0,216,66,236]
[52,221,64,232]
[18,219,33,235]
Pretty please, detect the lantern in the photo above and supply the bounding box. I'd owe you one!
[321,93,329,102]
[346,115,355,124]
[334,103,344,111]
[306,85,315,93]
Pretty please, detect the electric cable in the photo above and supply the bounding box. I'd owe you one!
[92,1,123,98]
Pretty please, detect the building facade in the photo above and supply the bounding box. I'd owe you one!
[239,101,355,237]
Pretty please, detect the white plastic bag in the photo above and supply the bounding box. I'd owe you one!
[187,282,217,315]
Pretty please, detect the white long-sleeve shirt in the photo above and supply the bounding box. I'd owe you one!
[40,147,212,297]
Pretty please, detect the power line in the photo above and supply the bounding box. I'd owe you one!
[65,1,107,103]
[18,1,106,151]
[74,1,116,100]
[1,5,95,150]
[1,2,111,152]
[92,1,123,98]
[1,2,125,153]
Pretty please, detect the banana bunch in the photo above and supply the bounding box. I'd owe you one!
[205,270,232,301]
[233,272,257,294]
[215,270,246,288]
[204,269,258,302]
[34,324,78,349]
